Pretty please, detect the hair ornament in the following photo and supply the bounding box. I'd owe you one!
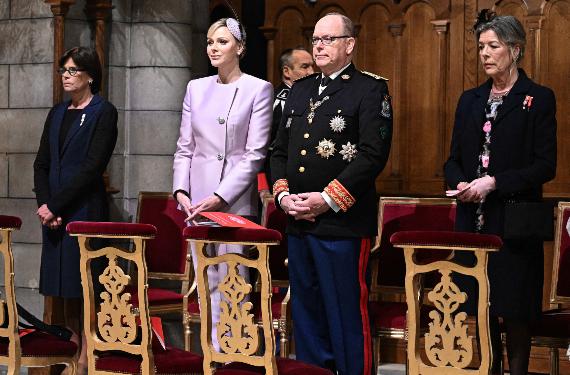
[226,18,242,41]
[474,9,497,31]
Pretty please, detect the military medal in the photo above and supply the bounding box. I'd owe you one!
[380,95,392,119]
[307,96,329,125]
[316,139,336,159]
[329,115,346,132]
[340,142,358,162]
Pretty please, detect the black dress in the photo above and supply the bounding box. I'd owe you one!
[444,70,557,320]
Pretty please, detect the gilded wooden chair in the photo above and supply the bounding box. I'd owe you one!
[0,215,78,374]
[529,201,570,375]
[133,192,196,315]
[369,197,456,367]
[255,193,291,358]
[183,225,333,374]
[391,230,502,375]
[67,221,203,374]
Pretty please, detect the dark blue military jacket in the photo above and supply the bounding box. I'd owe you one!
[271,63,393,237]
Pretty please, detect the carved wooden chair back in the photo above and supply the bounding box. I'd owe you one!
[528,201,570,375]
[67,221,202,375]
[551,201,570,304]
[258,193,291,357]
[184,225,334,374]
[371,197,457,298]
[0,215,78,374]
[391,230,502,375]
[136,192,194,314]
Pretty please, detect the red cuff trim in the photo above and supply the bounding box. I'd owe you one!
[272,179,289,196]
[324,179,355,212]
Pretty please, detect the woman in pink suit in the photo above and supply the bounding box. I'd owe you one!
[172,17,273,351]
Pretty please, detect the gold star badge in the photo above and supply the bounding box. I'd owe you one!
[316,139,336,159]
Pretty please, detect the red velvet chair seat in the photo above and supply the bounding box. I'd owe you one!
[95,346,202,374]
[0,215,22,230]
[369,301,432,331]
[0,331,77,357]
[217,357,334,374]
[126,286,183,306]
[531,309,570,338]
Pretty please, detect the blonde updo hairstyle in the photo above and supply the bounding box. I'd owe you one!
[207,18,247,59]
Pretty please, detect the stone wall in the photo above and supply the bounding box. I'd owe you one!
[0,0,208,288]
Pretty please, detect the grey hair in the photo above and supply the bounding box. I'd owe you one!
[324,12,355,37]
[475,15,526,63]
[207,18,247,57]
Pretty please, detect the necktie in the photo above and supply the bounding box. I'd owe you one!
[320,75,331,87]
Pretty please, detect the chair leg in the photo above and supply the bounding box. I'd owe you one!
[279,321,289,358]
[184,314,192,351]
[549,347,559,375]
[373,336,380,374]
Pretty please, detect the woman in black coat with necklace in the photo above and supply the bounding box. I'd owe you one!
[444,11,557,375]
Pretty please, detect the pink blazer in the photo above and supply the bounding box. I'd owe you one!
[173,74,273,216]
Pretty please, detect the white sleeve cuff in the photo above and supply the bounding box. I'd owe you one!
[321,192,340,213]
[277,191,290,206]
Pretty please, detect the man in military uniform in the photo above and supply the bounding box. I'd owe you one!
[270,12,392,375]
[265,47,314,177]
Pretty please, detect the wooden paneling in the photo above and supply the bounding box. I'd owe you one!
[264,0,570,197]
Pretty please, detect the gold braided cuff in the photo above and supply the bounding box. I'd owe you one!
[272,179,289,196]
[324,179,355,212]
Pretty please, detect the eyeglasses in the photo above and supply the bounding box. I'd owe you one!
[57,67,85,76]
[311,35,351,46]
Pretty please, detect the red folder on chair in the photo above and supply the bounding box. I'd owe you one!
[198,212,265,229]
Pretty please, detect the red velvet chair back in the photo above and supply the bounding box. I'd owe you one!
[136,192,188,277]
[371,197,456,294]
[552,202,570,303]
[260,195,289,283]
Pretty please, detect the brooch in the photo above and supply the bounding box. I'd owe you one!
[329,115,346,132]
[340,142,358,162]
[286,117,292,128]
[341,74,350,80]
[522,95,533,110]
[79,114,86,127]
[380,95,392,119]
[316,139,336,159]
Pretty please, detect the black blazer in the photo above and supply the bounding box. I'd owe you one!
[444,69,557,235]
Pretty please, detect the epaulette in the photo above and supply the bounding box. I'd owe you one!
[361,71,389,81]
[293,72,320,83]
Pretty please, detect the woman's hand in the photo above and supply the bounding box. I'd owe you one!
[457,176,496,203]
[175,191,193,217]
[47,217,63,230]
[186,195,227,221]
[37,204,55,225]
